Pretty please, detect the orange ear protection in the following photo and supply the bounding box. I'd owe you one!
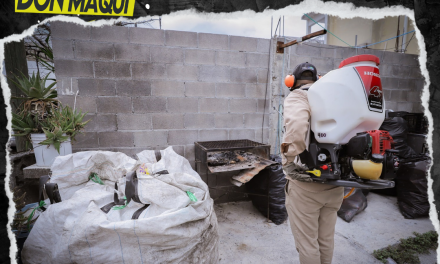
[285,75,295,88]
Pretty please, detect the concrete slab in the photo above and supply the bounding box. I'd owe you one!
[215,193,437,264]
[23,164,50,179]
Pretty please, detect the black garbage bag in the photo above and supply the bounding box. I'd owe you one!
[246,155,288,225]
[337,188,368,222]
[397,159,430,219]
[380,117,417,159]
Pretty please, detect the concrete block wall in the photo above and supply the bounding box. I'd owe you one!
[51,22,271,168]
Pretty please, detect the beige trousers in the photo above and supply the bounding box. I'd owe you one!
[285,179,344,264]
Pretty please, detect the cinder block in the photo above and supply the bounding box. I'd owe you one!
[152,114,184,129]
[246,53,269,68]
[392,65,411,78]
[75,41,113,60]
[132,63,166,80]
[129,27,164,45]
[383,89,392,101]
[198,129,228,141]
[132,97,166,113]
[199,98,229,113]
[409,66,422,79]
[199,65,230,82]
[96,97,132,113]
[115,43,149,62]
[333,59,343,69]
[397,102,413,112]
[379,64,394,77]
[229,129,255,140]
[151,80,185,97]
[71,132,98,148]
[257,69,269,83]
[340,48,357,60]
[216,83,246,98]
[184,144,195,161]
[165,30,198,47]
[255,128,270,144]
[215,50,245,67]
[168,130,198,145]
[296,44,321,57]
[230,68,257,83]
[257,39,271,53]
[412,103,425,113]
[166,64,198,81]
[257,99,270,113]
[245,83,267,98]
[398,79,416,90]
[320,48,336,58]
[116,80,151,96]
[54,60,93,78]
[83,114,96,132]
[415,79,425,91]
[385,101,397,111]
[185,82,216,97]
[151,46,183,63]
[391,90,408,102]
[229,99,257,113]
[334,48,344,59]
[78,79,115,96]
[56,77,78,95]
[94,61,131,78]
[310,57,334,74]
[401,54,419,66]
[244,113,269,128]
[169,145,185,157]
[117,114,151,130]
[91,25,129,43]
[407,91,422,102]
[229,36,258,52]
[95,114,117,131]
[381,78,399,90]
[52,38,74,59]
[215,113,243,128]
[58,95,97,113]
[133,130,168,147]
[99,131,134,147]
[185,49,215,65]
[198,33,228,50]
[167,97,198,112]
[184,114,214,129]
[383,51,401,65]
[51,21,90,40]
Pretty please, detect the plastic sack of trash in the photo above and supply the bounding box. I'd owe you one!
[246,155,288,225]
[337,188,368,222]
[397,159,430,219]
[380,117,417,159]
[21,147,219,264]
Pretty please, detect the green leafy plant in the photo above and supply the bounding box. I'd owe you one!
[373,231,438,264]
[12,104,90,153]
[9,71,58,118]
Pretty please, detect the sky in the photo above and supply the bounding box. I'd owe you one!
[134,10,307,39]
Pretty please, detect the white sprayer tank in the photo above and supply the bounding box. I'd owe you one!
[308,55,385,144]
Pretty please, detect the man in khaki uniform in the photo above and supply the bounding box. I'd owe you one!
[281,62,344,264]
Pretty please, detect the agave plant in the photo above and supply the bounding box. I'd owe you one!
[12,104,90,153]
[10,71,58,118]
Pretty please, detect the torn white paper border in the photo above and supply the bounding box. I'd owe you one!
[0,0,435,263]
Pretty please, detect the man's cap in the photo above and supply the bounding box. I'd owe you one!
[292,62,318,82]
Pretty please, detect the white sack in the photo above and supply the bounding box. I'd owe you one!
[22,147,219,264]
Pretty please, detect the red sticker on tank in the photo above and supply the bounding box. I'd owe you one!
[354,66,383,112]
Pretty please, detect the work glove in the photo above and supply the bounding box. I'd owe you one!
[282,162,313,182]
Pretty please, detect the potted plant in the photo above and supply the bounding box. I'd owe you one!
[12,104,90,167]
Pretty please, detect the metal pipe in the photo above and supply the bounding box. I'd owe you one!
[271,16,273,38]
[401,16,408,53]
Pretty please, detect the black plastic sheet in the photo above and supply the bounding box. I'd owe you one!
[246,155,288,225]
[397,159,430,219]
[337,188,368,222]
